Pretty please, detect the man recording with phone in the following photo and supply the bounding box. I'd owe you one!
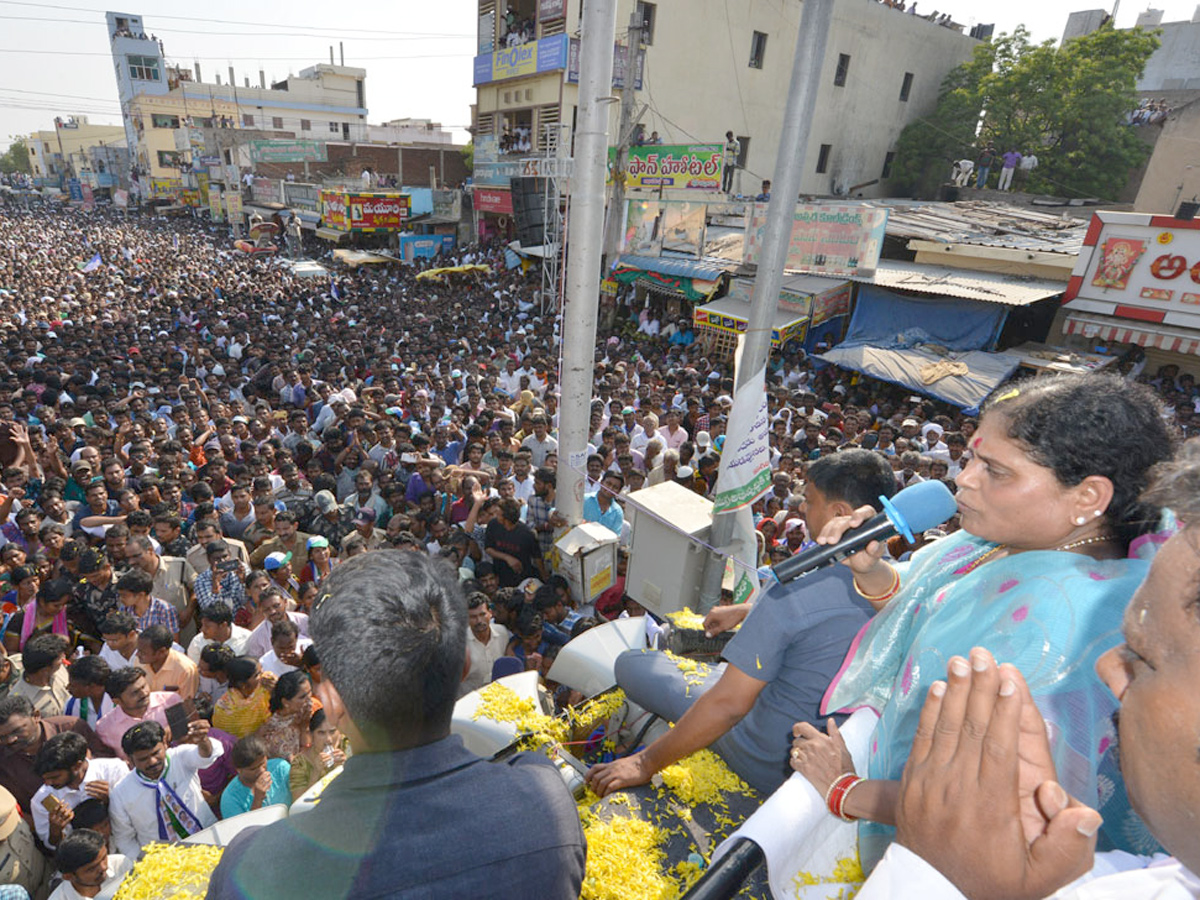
[192,541,249,616]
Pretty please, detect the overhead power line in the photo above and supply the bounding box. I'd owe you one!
[0,13,473,40]
[0,0,474,36]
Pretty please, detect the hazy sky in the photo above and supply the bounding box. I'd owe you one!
[0,0,1194,151]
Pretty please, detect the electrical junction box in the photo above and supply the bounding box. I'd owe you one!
[624,481,714,618]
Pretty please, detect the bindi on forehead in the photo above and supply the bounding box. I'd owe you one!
[971,436,982,451]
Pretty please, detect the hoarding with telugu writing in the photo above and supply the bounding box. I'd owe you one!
[610,145,723,192]
[744,203,888,277]
[1064,212,1200,324]
[320,191,411,231]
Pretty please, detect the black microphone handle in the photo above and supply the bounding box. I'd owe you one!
[770,514,897,584]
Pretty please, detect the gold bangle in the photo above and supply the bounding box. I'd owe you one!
[853,566,899,602]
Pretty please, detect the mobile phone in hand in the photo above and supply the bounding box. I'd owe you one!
[165,702,192,741]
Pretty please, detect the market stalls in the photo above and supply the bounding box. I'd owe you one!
[692,274,851,360]
[817,264,1066,412]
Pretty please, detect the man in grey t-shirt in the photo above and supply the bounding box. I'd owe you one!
[587,450,896,795]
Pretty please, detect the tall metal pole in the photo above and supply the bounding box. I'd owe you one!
[600,11,643,272]
[697,0,836,612]
[556,0,618,526]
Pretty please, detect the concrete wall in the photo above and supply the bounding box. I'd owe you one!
[1134,97,1200,213]
[1139,19,1200,90]
[1062,9,1109,42]
[253,142,470,188]
[473,0,977,199]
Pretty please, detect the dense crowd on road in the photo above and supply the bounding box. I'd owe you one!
[0,199,1198,899]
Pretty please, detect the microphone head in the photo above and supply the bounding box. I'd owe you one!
[880,480,958,542]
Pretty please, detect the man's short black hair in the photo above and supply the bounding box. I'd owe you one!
[806,449,898,510]
[69,799,108,831]
[200,604,233,626]
[467,591,488,611]
[34,730,88,776]
[270,618,298,644]
[105,666,146,700]
[121,719,165,756]
[115,569,154,595]
[309,551,466,747]
[138,624,173,651]
[55,828,107,876]
[22,634,68,676]
[532,585,561,612]
[67,654,110,686]
[100,611,138,636]
[0,695,34,725]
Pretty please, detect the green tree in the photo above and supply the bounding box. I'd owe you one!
[0,138,32,175]
[890,44,992,197]
[461,140,474,172]
[889,24,1160,200]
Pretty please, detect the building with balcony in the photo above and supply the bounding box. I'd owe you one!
[471,0,980,211]
[25,116,126,181]
[106,10,368,188]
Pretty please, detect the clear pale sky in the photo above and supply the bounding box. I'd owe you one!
[0,0,1193,151]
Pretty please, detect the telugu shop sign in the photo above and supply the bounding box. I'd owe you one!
[320,191,411,232]
[248,140,328,164]
[610,145,724,191]
[1065,211,1200,330]
[744,203,889,278]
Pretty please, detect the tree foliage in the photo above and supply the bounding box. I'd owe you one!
[0,138,32,175]
[889,25,1160,200]
[461,140,474,172]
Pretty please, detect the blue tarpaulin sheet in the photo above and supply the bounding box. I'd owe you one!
[843,285,1008,352]
[817,344,1022,412]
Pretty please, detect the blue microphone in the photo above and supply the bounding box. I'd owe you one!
[769,480,958,584]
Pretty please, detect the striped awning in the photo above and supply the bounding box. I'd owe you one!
[1063,311,1200,356]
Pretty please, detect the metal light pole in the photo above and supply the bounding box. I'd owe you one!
[555,0,619,525]
[696,0,836,612]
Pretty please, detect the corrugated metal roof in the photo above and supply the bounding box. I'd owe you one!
[618,254,732,281]
[842,260,1065,306]
[881,200,1088,255]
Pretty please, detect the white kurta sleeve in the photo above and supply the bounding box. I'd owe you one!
[856,843,970,900]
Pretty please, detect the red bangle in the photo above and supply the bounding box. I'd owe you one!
[824,773,864,821]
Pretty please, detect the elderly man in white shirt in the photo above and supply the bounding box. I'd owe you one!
[108,719,222,858]
[31,731,129,849]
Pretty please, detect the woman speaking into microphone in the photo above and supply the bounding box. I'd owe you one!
[790,373,1175,872]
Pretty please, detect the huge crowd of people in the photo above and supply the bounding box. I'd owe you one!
[0,198,1197,899]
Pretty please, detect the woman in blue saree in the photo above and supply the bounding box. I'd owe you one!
[790,374,1175,871]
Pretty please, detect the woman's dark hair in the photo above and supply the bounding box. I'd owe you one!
[9,564,36,585]
[231,734,267,769]
[224,656,260,690]
[269,669,311,713]
[200,642,235,673]
[985,373,1175,548]
[308,707,328,733]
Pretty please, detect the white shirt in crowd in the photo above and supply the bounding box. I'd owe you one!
[261,637,314,678]
[186,625,252,664]
[109,743,223,859]
[32,756,130,847]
